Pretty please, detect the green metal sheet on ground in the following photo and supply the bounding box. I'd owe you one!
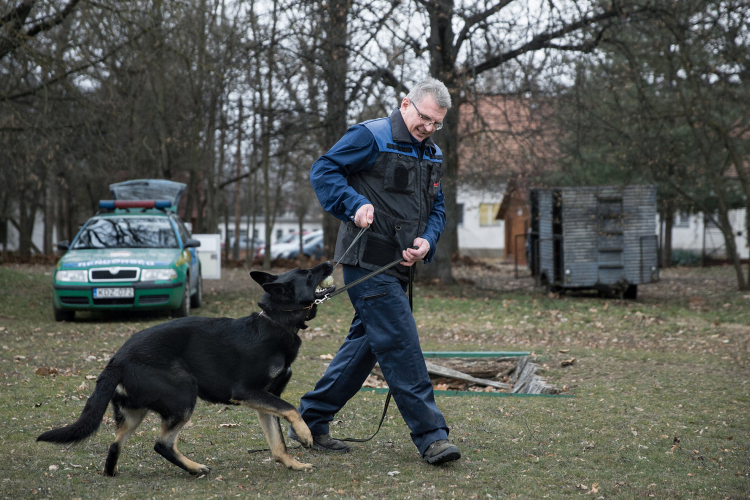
[358,388,575,398]
[421,351,530,358]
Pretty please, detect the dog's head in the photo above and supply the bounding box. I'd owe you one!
[250,261,334,329]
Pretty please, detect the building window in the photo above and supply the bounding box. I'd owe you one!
[276,229,283,241]
[479,203,501,226]
[457,204,464,225]
[673,211,690,228]
[253,229,259,239]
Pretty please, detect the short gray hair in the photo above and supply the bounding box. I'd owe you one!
[407,78,452,110]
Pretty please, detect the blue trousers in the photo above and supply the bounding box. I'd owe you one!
[298,264,449,455]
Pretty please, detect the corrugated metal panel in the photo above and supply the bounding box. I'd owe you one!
[537,190,554,282]
[534,185,658,290]
[622,185,658,284]
[561,188,599,286]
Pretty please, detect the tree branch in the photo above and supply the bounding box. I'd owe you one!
[0,28,149,102]
[460,6,623,78]
[0,0,82,60]
[455,0,515,52]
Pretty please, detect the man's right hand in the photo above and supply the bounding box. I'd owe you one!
[354,204,374,228]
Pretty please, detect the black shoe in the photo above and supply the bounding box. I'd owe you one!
[288,427,350,453]
[423,439,461,465]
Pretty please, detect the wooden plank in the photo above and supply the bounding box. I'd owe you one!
[510,356,561,395]
[424,361,511,390]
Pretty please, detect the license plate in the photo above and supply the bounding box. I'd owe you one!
[93,287,134,299]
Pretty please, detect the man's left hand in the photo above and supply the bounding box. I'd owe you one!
[401,237,430,267]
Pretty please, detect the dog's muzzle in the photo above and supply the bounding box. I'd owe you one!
[315,275,335,300]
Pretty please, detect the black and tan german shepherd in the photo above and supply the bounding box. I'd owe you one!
[37,262,334,476]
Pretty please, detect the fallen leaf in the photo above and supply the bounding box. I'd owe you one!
[219,423,239,428]
[319,354,334,360]
[561,358,576,367]
[558,349,570,353]
[387,471,400,477]
[35,367,58,376]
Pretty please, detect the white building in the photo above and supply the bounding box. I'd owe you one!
[456,186,506,257]
[660,209,748,260]
[217,214,322,245]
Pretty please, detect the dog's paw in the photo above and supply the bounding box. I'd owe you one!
[189,464,211,475]
[288,459,315,471]
[276,453,315,471]
[294,425,314,448]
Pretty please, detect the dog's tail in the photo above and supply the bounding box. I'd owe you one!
[37,362,122,444]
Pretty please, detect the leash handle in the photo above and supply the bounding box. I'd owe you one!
[331,225,368,275]
[327,257,404,299]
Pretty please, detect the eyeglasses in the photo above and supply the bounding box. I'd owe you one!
[410,100,443,130]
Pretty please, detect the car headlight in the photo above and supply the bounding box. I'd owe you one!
[141,269,178,281]
[56,270,88,282]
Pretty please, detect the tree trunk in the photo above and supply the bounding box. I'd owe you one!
[320,0,350,260]
[418,0,458,284]
[43,172,53,254]
[261,0,278,270]
[663,204,674,268]
[18,186,38,260]
[233,98,243,262]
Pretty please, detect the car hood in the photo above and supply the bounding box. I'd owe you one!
[58,248,182,270]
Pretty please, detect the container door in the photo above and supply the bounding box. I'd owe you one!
[597,195,625,284]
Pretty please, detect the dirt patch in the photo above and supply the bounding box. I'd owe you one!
[451,258,748,299]
[452,258,538,293]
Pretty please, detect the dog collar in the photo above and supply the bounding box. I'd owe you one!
[259,311,300,335]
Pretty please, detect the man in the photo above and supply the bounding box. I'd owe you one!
[291,78,460,465]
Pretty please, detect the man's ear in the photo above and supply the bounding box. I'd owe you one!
[261,281,292,298]
[250,271,277,287]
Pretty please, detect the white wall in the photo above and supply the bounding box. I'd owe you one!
[659,209,748,259]
[218,217,322,244]
[456,186,505,257]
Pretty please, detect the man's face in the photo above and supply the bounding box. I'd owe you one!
[400,94,447,142]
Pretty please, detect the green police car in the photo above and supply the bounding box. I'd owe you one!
[52,180,202,321]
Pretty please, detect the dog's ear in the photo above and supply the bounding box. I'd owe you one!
[260,281,292,298]
[250,271,277,287]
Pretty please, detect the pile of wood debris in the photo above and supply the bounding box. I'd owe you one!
[363,355,561,395]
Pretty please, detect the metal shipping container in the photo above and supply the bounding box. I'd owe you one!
[528,185,659,299]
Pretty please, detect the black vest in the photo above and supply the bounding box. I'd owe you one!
[334,109,444,280]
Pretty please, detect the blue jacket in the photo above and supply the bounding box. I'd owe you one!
[310,109,446,272]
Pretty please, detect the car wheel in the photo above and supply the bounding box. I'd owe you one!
[190,272,202,308]
[53,303,74,322]
[172,280,191,318]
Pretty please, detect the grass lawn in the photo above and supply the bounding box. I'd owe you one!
[0,262,748,499]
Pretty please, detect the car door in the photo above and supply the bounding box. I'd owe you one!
[173,216,199,289]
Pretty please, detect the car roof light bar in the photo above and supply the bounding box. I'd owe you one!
[99,200,172,209]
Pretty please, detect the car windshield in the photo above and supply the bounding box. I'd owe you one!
[303,233,321,245]
[278,233,300,244]
[71,217,179,249]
